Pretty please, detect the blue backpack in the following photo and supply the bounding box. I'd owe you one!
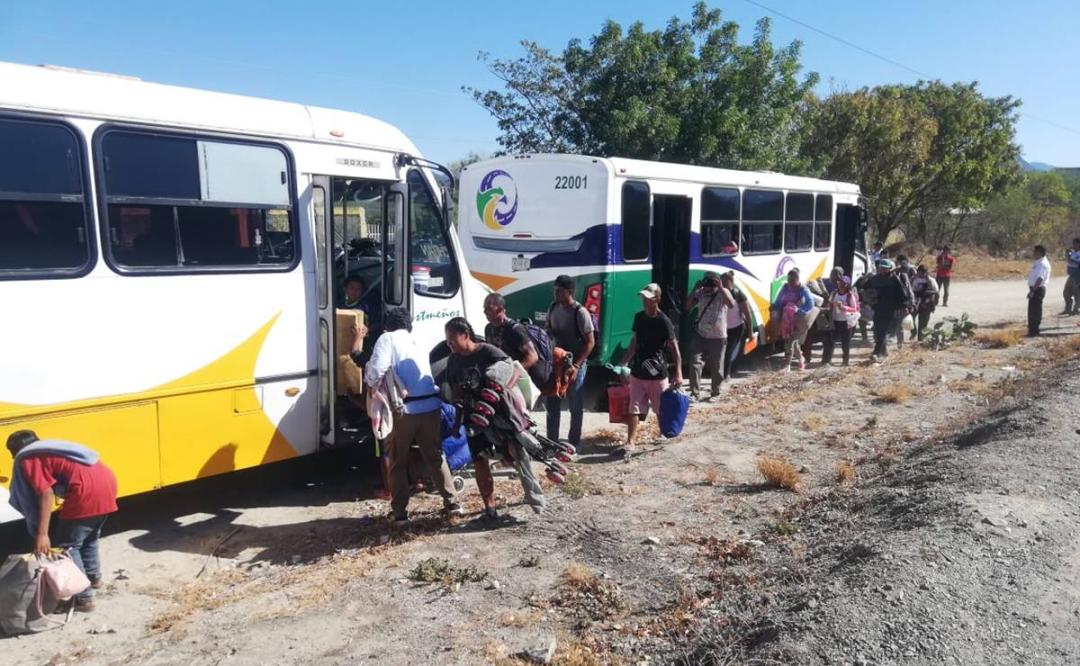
[517,320,554,368]
[658,389,691,438]
[439,403,471,471]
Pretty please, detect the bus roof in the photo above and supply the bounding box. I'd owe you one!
[0,61,419,155]
[487,153,860,195]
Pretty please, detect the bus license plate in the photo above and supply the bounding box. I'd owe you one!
[512,255,531,272]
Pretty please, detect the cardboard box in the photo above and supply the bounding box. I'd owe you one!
[335,308,367,357]
[335,309,367,396]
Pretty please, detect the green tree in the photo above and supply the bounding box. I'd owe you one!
[982,171,1070,254]
[804,82,1021,243]
[465,3,818,172]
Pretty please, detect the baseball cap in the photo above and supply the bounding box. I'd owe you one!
[702,271,721,286]
[639,283,661,300]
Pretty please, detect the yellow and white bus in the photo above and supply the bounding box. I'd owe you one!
[0,62,487,523]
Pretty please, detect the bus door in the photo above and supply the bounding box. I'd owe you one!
[313,175,405,447]
[651,194,693,331]
[836,203,864,280]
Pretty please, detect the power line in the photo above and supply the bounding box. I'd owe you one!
[742,0,1080,137]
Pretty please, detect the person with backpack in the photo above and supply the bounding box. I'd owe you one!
[685,271,735,401]
[891,256,916,349]
[864,259,907,361]
[911,264,939,341]
[483,292,553,392]
[7,430,118,613]
[545,275,595,448]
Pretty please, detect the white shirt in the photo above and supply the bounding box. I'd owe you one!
[364,329,442,414]
[1028,256,1051,288]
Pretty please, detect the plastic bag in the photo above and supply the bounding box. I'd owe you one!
[659,388,691,438]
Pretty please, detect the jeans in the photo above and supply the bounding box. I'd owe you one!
[546,363,588,446]
[688,333,727,397]
[724,325,744,380]
[938,276,951,306]
[825,320,852,364]
[1028,286,1046,335]
[1064,275,1080,313]
[915,308,933,340]
[873,313,894,357]
[55,514,108,602]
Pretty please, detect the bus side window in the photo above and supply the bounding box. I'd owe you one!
[784,192,814,253]
[100,130,295,271]
[408,170,459,297]
[701,187,740,256]
[0,118,91,277]
[741,189,783,254]
[815,195,833,251]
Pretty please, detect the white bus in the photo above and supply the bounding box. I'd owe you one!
[0,62,487,522]
[460,154,868,364]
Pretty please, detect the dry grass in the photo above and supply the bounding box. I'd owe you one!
[835,461,857,487]
[873,384,910,404]
[801,414,827,433]
[757,456,802,492]
[1045,333,1080,358]
[702,466,723,486]
[145,569,251,634]
[561,563,597,589]
[975,328,1024,349]
[554,563,627,623]
[696,536,754,564]
[949,376,991,395]
[497,609,543,628]
[582,428,623,447]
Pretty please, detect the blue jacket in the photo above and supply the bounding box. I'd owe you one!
[9,440,99,536]
[771,284,815,316]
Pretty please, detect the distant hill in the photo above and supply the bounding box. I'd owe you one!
[1020,158,1056,172]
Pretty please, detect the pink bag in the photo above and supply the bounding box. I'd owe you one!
[40,553,90,601]
[607,384,630,424]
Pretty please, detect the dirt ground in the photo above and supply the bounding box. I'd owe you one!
[2,277,1079,666]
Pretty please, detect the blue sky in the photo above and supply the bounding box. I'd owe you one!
[2,1,1077,166]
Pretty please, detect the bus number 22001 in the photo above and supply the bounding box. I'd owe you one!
[554,175,587,190]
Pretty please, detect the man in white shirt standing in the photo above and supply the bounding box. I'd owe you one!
[366,307,461,524]
[1027,245,1051,337]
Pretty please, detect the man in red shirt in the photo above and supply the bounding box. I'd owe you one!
[7,430,118,612]
[936,246,957,307]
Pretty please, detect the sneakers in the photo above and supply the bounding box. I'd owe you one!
[444,502,464,517]
[480,507,499,522]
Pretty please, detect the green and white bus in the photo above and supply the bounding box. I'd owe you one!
[459,154,868,365]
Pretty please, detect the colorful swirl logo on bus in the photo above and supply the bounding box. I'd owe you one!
[476,169,518,231]
[774,256,797,279]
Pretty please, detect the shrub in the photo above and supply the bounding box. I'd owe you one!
[757,456,802,491]
[975,328,1023,348]
[873,385,910,404]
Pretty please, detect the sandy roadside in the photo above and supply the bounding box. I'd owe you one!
[1,277,1077,666]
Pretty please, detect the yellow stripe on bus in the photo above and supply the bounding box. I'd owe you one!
[0,314,300,501]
